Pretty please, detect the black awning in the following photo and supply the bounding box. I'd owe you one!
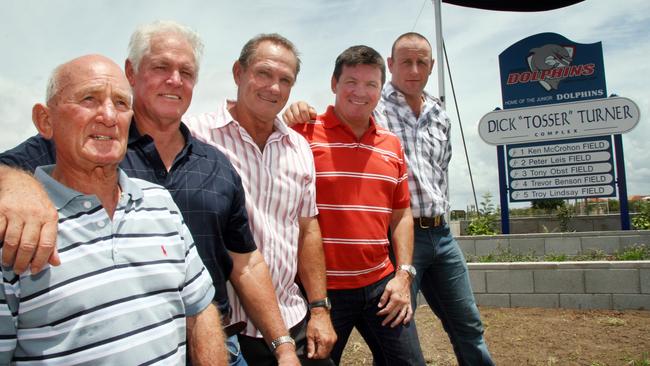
[441,0,585,12]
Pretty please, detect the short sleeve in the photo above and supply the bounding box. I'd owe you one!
[0,135,56,172]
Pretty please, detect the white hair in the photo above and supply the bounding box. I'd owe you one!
[45,63,65,104]
[127,20,204,76]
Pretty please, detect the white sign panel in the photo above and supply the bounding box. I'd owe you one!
[509,162,612,179]
[508,139,610,157]
[511,185,615,200]
[510,174,613,190]
[479,97,640,145]
[509,151,610,168]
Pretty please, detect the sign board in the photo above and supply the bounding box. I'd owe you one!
[499,32,607,109]
[507,136,615,202]
[478,96,640,145]
[486,31,636,231]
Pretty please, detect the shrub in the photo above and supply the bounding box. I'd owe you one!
[466,192,498,236]
[616,244,650,261]
[632,200,650,230]
[557,204,573,232]
[466,244,650,262]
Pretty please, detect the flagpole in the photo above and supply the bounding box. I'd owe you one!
[433,0,452,220]
[433,0,445,107]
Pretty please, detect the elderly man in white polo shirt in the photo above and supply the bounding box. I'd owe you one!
[0,54,225,365]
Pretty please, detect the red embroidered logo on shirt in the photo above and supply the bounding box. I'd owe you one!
[161,245,168,256]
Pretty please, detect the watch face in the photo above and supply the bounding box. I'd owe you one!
[399,264,416,277]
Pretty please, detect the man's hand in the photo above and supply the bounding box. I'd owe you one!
[0,166,59,274]
[306,308,337,359]
[274,343,300,366]
[376,271,413,327]
[282,101,317,127]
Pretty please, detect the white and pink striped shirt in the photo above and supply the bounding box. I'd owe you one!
[185,99,318,337]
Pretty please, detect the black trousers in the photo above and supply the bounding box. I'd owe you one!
[238,316,335,366]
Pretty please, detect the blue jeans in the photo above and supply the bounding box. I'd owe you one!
[227,334,248,366]
[412,224,495,366]
[329,274,425,365]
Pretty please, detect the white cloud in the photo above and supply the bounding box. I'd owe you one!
[1,0,648,211]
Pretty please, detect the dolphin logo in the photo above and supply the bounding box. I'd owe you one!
[527,44,575,91]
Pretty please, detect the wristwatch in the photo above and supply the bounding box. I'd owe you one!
[308,297,332,311]
[270,335,295,352]
[398,264,417,279]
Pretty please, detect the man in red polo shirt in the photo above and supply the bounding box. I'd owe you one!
[292,45,425,366]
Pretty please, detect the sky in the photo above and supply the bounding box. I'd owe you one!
[1,0,648,212]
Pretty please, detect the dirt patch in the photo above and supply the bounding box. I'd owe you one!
[340,306,650,365]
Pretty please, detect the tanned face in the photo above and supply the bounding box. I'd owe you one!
[35,55,133,173]
[126,33,197,126]
[233,40,298,124]
[387,36,434,99]
[332,64,383,127]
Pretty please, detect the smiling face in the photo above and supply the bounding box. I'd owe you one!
[33,55,133,173]
[126,32,197,126]
[388,36,434,99]
[233,40,297,124]
[332,64,383,128]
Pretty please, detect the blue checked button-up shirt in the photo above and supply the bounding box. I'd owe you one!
[374,82,452,218]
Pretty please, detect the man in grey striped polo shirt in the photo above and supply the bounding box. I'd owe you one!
[0,54,226,365]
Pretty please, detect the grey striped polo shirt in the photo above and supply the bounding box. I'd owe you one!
[0,166,215,365]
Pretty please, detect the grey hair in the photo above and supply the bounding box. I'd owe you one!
[127,20,204,75]
[45,63,65,104]
[238,33,301,77]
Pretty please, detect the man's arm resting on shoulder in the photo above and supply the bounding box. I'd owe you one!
[377,207,415,327]
[186,303,227,365]
[0,165,59,274]
[297,216,336,359]
[282,101,317,127]
[230,249,299,365]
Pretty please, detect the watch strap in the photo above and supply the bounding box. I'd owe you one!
[269,335,295,352]
[308,297,331,310]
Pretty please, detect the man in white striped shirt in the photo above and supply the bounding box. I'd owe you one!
[185,34,336,366]
[0,54,225,364]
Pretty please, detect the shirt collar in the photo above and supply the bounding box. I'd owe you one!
[218,99,299,147]
[383,81,437,106]
[322,105,379,136]
[127,117,207,158]
[35,165,143,210]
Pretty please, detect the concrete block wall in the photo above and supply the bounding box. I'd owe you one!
[458,230,650,259]
[412,231,650,310]
[466,262,650,310]
[449,214,641,236]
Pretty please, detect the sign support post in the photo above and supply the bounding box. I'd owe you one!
[613,134,630,230]
[497,145,510,234]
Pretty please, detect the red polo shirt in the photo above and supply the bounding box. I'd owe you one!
[293,106,410,289]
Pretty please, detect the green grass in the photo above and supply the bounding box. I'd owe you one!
[626,353,650,366]
[466,244,650,263]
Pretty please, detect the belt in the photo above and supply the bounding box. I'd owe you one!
[223,321,247,337]
[414,215,445,229]
[221,309,247,337]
